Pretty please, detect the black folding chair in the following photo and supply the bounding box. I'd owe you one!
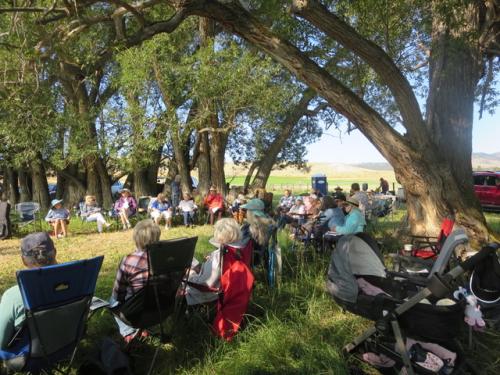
[110,236,197,375]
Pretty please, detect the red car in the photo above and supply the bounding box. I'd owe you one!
[473,171,500,210]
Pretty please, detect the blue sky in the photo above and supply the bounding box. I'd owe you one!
[307,109,500,163]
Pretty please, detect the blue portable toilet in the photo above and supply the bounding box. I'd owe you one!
[311,173,328,196]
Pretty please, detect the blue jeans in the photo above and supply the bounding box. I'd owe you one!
[182,211,195,226]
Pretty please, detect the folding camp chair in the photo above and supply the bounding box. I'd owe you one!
[391,228,467,276]
[110,236,197,375]
[408,218,455,260]
[14,202,41,230]
[187,239,254,341]
[137,196,151,217]
[0,256,104,374]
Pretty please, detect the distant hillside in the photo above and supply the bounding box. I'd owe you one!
[472,152,500,170]
[223,151,500,180]
[351,162,393,171]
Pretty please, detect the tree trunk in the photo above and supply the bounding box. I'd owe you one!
[18,168,32,202]
[31,158,50,210]
[251,89,316,189]
[96,157,113,207]
[180,0,490,241]
[4,167,20,205]
[197,131,211,195]
[133,168,157,197]
[209,130,228,196]
[85,157,103,205]
[244,161,259,191]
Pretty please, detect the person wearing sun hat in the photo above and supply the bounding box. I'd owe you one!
[0,232,58,350]
[329,196,366,235]
[45,199,70,238]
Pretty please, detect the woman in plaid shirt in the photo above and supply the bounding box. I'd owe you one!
[110,219,161,341]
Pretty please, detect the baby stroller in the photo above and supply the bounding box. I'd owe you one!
[327,232,498,374]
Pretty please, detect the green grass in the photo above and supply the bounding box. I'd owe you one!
[226,176,393,193]
[1,210,499,374]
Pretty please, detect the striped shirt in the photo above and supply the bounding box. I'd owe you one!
[111,250,149,303]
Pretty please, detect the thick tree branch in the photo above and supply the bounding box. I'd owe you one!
[291,0,427,145]
[165,0,411,167]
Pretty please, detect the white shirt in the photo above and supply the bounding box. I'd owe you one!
[178,200,197,212]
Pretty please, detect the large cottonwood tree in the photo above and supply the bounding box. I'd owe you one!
[2,0,500,240]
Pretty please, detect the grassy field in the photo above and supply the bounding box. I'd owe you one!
[226,176,401,195]
[0,211,499,374]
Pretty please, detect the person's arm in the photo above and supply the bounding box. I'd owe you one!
[45,209,54,222]
[335,211,361,235]
[188,249,220,288]
[114,199,122,211]
[0,288,20,349]
[111,258,128,304]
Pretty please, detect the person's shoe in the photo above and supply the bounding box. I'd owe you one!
[57,234,63,239]
[105,222,111,229]
[164,225,170,230]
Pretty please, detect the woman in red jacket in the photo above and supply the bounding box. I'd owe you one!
[204,186,224,225]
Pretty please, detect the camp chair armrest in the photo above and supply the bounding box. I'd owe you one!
[186,281,220,293]
[409,235,438,243]
[385,270,428,287]
[89,297,110,312]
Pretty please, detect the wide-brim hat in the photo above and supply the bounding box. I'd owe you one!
[50,199,63,208]
[334,186,343,191]
[344,196,360,207]
[240,198,266,217]
[120,188,131,194]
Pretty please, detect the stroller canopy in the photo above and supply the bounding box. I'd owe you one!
[327,234,386,303]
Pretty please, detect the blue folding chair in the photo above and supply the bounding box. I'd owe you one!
[0,256,104,373]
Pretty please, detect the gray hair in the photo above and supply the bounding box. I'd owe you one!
[246,211,275,246]
[133,219,161,250]
[213,218,242,245]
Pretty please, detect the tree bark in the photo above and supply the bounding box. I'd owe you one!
[244,160,259,191]
[31,158,50,210]
[197,131,211,195]
[18,168,32,202]
[4,167,20,205]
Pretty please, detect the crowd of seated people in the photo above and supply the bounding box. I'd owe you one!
[0,181,373,355]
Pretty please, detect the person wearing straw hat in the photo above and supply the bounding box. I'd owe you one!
[114,188,137,230]
[45,199,70,238]
[329,196,365,235]
[0,232,58,349]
